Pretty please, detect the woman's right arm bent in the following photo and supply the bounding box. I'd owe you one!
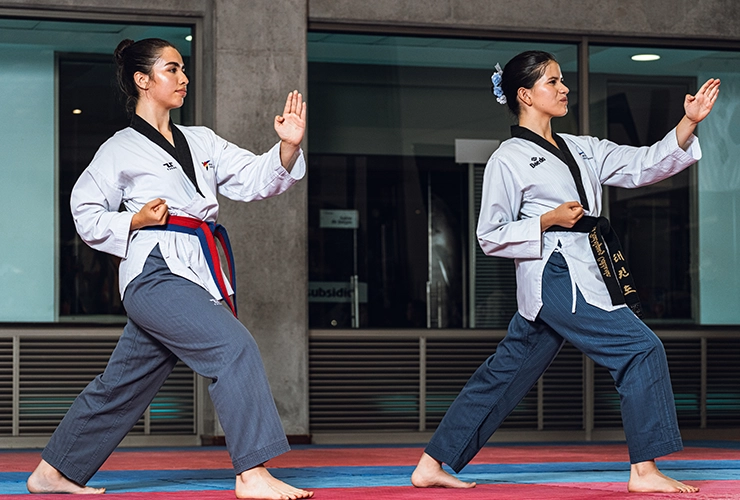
[70,168,135,258]
[476,159,543,260]
[130,198,168,230]
[540,201,584,232]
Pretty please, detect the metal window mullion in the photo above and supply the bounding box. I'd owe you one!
[468,163,476,328]
[12,336,19,437]
[537,376,544,430]
[426,175,433,329]
[145,405,151,435]
[193,371,198,435]
[578,36,590,136]
[419,336,426,432]
[583,354,594,440]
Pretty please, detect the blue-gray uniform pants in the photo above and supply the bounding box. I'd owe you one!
[426,251,682,472]
[42,246,289,485]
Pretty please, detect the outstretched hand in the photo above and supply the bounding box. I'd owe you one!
[275,90,307,147]
[676,78,720,149]
[685,78,720,124]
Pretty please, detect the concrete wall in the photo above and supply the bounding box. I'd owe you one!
[309,0,740,40]
[212,0,309,435]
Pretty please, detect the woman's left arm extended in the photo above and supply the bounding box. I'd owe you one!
[592,78,719,189]
[275,90,307,171]
[676,78,721,150]
[212,91,307,202]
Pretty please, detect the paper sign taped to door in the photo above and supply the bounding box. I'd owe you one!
[320,209,359,229]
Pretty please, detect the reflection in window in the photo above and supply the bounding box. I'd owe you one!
[53,26,193,320]
[0,18,192,322]
[59,56,128,317]
[308,34,578,328]
[603,78,693,321]
[58,51,193,319]
[589,46,740,324]
[309,154,466,328]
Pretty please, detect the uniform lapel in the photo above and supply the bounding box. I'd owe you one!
[511,125,589,211]
[130,114,204,197]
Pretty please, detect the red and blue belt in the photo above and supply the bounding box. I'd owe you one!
[146,215,237,317]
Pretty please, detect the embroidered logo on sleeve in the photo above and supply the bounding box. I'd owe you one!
[529,156,546,168]
[202,160,213,171]
[577,150,594,161]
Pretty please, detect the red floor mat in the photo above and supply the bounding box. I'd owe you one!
[2,481,739,500]
[3,443,740,473]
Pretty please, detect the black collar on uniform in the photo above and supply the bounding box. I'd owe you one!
[510,125,589,211]
[130,114,204,197]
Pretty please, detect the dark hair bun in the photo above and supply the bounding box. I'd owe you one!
[500,50,557,116]
[113,38,175,115]
[114,39,135,65]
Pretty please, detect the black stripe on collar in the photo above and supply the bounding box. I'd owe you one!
[130,114,204,197]
[510,125,589,210]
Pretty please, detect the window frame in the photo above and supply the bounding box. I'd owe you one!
[0,9,207,324]
[306,23,740,332]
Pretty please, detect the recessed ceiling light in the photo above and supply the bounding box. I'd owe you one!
[72,109,82,115]
[631,54,660,62]
[185,35,193,42]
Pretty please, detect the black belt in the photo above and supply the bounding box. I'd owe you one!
[509,127,642,317]
[546,216,643,318]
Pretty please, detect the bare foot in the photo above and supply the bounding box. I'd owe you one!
[27,459,105,494]
[628,460,699,493]
[411,452,476,488]
[236,464,313,499]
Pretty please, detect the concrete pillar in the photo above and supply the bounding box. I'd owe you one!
[212,0,309,436]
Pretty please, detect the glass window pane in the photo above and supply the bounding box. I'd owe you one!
[0,18,193,322]
[308,34,578,328]
[589,45,740,324]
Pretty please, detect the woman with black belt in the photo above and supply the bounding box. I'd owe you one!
[412,49,719,494]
